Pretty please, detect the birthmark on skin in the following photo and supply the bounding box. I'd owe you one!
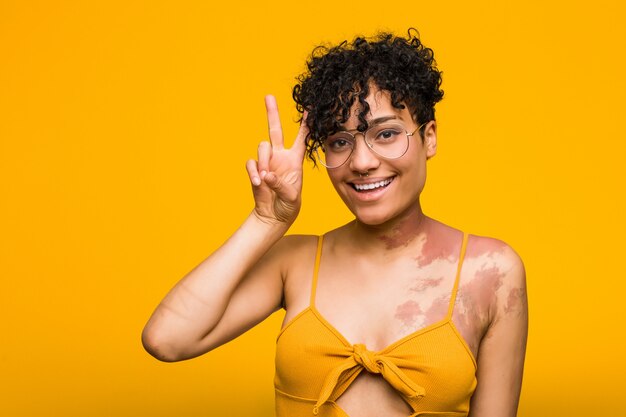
[415,234,457,267]
[379,234,414,250]
[450,297,481,357]
[423,295,450,324]
[395,293,455,334]
[394,300,423,328]
[465,236,508,260]
[378,218,422,250]
[505,287,527,315]
[410,277,444,292]
[473,264,506,304]
[457,264,506,324]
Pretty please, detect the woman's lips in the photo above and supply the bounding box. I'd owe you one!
[349,176,395,191]
[347,176,396,200]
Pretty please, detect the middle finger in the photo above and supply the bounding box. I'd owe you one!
[265,95,284,150]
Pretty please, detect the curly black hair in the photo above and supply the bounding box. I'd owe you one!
[293,28,444,165]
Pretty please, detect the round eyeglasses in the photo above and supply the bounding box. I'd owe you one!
[315,122,427,169]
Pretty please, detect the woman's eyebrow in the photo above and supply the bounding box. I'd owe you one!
[337,115,400,131]
[368,115,400,125]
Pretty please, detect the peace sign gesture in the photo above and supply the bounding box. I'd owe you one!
[246,95,309,225]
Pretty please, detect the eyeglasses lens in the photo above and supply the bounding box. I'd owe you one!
[317,122,411,168]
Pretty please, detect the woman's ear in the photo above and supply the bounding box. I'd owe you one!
[424,121,437,159]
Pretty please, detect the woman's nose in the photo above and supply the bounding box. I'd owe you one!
[348,134,381,173]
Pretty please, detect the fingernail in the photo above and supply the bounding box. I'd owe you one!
[260,170,267,179]
[252,177,261,186]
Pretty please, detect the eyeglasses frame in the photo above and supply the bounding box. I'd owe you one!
[315,121,428,169]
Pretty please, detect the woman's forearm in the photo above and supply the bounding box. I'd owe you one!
[141,211,289,361]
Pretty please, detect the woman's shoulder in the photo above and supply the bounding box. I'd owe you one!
[463,233,527,317]
[276,234,320,251]
[270,234,321,267]
[465,233,525,276]
[273,234,324,312]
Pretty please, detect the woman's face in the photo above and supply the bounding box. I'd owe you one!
[325,87,437,226]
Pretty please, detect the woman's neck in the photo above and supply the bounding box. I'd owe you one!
[345,204,431,255]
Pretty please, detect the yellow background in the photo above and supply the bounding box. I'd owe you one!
[1,1,624,416]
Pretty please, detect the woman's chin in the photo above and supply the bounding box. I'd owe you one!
[351,207,394,227]
[349,198,423,229]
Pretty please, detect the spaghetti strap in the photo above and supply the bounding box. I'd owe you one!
[447,232,468,317]
[310,235,324,307]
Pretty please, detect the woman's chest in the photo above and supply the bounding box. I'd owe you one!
[283,254,490,360]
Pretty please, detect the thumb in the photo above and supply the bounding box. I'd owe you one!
[264,172,297,202]
[263,172,282,192]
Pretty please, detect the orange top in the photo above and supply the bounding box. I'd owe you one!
[274,233,477,417]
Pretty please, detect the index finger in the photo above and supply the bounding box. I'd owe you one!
[264,95,284,149]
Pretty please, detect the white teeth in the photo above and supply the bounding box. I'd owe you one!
[354,178,393,191]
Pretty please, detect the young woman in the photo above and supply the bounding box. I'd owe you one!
[142,29,528,417]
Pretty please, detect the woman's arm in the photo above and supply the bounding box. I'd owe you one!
[141,96,308,362]
[468,247,528,417]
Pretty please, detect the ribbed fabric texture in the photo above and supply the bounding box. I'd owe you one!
[275,233,476,417]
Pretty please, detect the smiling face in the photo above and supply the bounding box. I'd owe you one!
[326,86,437,226]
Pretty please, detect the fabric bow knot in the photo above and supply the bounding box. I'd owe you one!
[352,343,381,373]
[312,343,426,415]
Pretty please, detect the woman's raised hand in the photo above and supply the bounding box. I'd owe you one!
[246,95,308,225]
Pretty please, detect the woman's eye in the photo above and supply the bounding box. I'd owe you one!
[327,137,352,151]
[375,129,401,141]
